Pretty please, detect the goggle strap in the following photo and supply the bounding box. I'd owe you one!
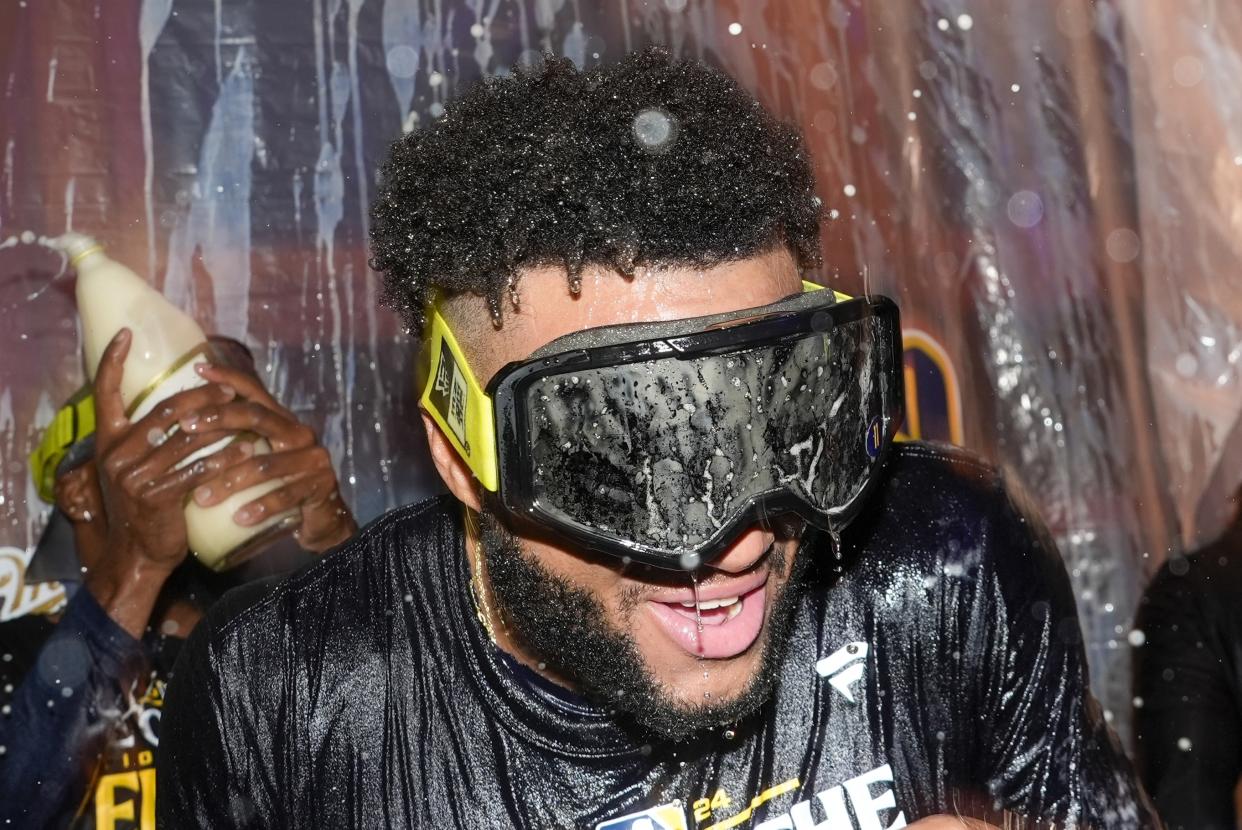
[29,388,96,502]
[419,301,500,492]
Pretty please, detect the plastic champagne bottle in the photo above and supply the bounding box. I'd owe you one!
[60,233,295,571]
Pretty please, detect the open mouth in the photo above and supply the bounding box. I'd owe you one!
[646,578,768,660]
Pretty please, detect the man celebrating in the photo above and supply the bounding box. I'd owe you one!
[159,50,1156,828]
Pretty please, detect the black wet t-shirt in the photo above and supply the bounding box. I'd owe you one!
[158,443,1158,829]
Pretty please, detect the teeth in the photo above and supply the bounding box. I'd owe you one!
[678,596,740,611]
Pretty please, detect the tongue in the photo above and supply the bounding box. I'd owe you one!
[646,584,767,659]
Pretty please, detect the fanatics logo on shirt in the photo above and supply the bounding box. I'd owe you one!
[815,640,869,703]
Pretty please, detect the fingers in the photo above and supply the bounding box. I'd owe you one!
[180,399,316,452]
[98,384,238,479]
[232,469,338,527]
[191,445,331,508]
[93,329,133,441]
[117,426,247,492]
[53,465,101,522]
[295,491,357,553]
[129,382,238,437]
[53,464,94,503]
[196,363,282,412]
[141,439,258,502]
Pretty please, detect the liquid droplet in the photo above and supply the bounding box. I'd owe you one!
[827,522,842,561]
[691,572,705,654]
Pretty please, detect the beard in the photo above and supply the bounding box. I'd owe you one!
[479,513,810,743]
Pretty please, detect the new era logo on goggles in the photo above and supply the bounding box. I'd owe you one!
[420,282,904,570]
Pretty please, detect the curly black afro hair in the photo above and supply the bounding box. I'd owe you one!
[370,47,822,337]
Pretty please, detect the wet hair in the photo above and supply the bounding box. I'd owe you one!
[370,47,822,338]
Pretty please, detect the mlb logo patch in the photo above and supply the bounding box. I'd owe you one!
[595,802,688,830]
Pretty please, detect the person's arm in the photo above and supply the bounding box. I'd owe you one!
[0,329,251,826]
[974,477,1160,828]
[1134,560,1241,830]
[0,589,144,828]
[87,329,254,634]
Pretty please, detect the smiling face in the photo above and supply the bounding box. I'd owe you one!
[423,248,809,738]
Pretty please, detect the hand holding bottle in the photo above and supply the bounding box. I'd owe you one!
[85,329,257,636]
[63,233,301,569]
[182,363,358,553]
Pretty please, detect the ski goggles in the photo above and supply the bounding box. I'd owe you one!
[420,282,903,569]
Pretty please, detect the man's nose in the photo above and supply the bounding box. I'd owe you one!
[708,526,775,574]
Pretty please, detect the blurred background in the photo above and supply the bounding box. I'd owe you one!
[0,0,1238,748]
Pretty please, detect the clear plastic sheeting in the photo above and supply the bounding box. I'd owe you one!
[0,0,1230,747]
[822,2,1187,748]
[1123,0,1242,549]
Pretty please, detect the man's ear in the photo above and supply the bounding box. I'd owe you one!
[421,410,483,512]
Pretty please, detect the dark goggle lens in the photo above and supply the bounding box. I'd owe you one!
[521,310,898,562]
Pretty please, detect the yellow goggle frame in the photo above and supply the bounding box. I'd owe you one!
[418,281,851,495]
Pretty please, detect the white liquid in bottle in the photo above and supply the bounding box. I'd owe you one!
[62,233,295,570]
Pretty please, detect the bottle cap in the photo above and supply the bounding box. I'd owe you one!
[52,233,104,266]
